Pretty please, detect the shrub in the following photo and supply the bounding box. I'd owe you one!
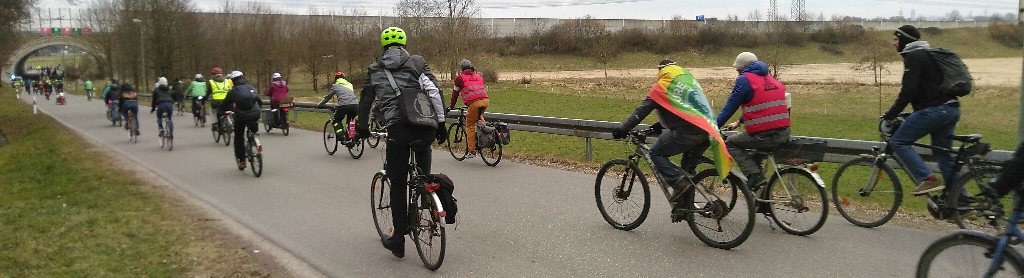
[480,68,500,83]
[921,27,943,36]
[616,28,655,52]
[989,23,1023,48]
[818,44,844,56]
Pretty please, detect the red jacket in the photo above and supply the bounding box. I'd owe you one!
[449,69,488,108]
[740,72,790,134]
[264,79,289,103]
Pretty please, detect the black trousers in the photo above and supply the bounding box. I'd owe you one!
[386,122,437,237]
[234,120,259,161]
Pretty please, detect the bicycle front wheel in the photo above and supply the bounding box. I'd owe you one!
[371,172,393,239]
[447,124,467,161]
[766,168,828,236]
[688,169,754,250]
[412,191,446,271]
[480,143,502,166]
[832,156,903,228]
[594,159,650,230]
[367,119,382,148]
[948,167,1009,233]
[323,120,338,155]
[916,232,1024,278]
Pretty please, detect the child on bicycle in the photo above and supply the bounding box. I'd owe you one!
[612,59,731,221]
[317,72,357,144]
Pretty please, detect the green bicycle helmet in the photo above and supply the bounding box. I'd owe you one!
[380,27,407,47]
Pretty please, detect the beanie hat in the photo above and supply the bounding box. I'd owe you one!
[732,52,758,70]
[460,59,473,70]
[894,25,920,52]
[657,59,676,70]
[157,77,168,87]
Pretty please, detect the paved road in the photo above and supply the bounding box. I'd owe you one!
[22,92,945,277]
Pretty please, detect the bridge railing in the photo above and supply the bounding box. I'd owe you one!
[272,100,1013,165]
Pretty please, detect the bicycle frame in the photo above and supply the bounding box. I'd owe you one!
[624,130,713,210]
[862,135,985,212]
[728,152,826,190]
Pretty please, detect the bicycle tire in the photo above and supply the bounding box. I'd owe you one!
[831,156,903,228]
[263,121,271,132]
[594,159,651,231]
[916,232,1024,278]
[371,171,394,239]
[128,111,138,143]
[194,115,199,126]
[212,123,221,143]
[688,169,754,250]
[766,168,828,236]
[323,120,338,155]
[249,135,262,177]
[948,167,1010,232]
[348,136,365,159]
[223,122,232,146]
[412,190,446,271]
[480,143,502,166]
[447,124,467,161]
[367,119,382,148]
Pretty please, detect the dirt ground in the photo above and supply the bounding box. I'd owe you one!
[501,57,1024,87]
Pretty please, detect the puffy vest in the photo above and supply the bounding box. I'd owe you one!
[740,72,790,134]
[209,79,232,100]
[457,72,488,104]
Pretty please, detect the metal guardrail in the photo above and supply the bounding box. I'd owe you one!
[156,98,1014,165]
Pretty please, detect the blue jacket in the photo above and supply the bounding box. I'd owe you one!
[716,61,770,127]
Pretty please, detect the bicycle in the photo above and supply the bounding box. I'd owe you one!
[322,106,364,159]
[916,190,1024,278]
[158,110,174,151]
[445,106,503,166]
[708,134,830,236]
[242,128,263,177]
[211,111,233,146]
[832,113,1006,231]
[107,100,123,127]
[262,97,291,136]
[86,89,93,101]
[192,96,207,127]
[370,140,447,270]
[175,101,185,116]
[126,110,139,143]
[366,104,386,149]
[595,127,755,249]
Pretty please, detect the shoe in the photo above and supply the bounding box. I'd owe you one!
[464,152,477,159]
[910,178,945,195]
[237,160,246,170]
[746,173,765,192]
[671,203,688,223]
[669,180,692,202]
[158,129,165,137]
[381,235,405,258]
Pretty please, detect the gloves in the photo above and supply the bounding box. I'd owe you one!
[650,122,664,133]
[435,122,448,144]
[612,127,628,139]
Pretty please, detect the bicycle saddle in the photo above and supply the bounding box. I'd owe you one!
[950,134,983,143]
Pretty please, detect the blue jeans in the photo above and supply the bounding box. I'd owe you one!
[888,104,960,184]
[156,102,174,130]
[108,101,119,120]
[650,130,710,187]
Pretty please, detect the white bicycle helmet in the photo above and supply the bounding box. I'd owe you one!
[194,73,203,79]
[227,70,243,79]
[271,72,282,79]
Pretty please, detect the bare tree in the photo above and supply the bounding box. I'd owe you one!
[590,30,618,78]
[850,36,899,114]
[0,0,36,68]
[947,10,963,21]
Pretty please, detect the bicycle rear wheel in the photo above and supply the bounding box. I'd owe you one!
[128,111,138,143]
[766,168,828,236]
[594,159,650,230]
[323,120,338,155]
[371,172,394,239]
[480,143,502,166]
[688,169,754,250]
[916,232,1024,278]
[212,123,221,143]
[831,156,903,228]
[249,135,262,177]
[949,167,1010,233]
[412,190,446,271]
[447,124,467,161]
[223,123,232,146]
[348,136,365,159]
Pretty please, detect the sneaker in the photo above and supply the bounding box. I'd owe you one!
[381,235,405,258]
[158,129,165,137]
[910,178,945,195]
[237,160,246,170]
[746,173,765,192]
[464,152,477,159]
[669,180,692,202]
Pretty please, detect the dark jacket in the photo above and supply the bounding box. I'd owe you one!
[357,47,445,130]
[220,77,262,123]
[151,85,174,110]
[883,41,956,119]
[171,80,185,102]
[620,96,704,135]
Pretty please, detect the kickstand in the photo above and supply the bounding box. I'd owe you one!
[762,213,776,232]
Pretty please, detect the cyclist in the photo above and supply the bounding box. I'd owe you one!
[265,72,290,122]
[317,72,357,143]
[447,59,489,158]
[171,78,185,108]
[151,77,175,137]
[54,79,64,94]
[13,78,22,94]
[118,82,140,135]
[218,71,262,170]
[83,78,93,99]
[985,142,1024,199]
[356,26,448,258]
[716,52,790,190]
[611,59,726,220]
[205,67,234,132]
[187,74,207,117]
[104,79,120,120]
[882,25,961,196]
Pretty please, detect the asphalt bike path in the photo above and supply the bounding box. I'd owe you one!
[22,92,945,277]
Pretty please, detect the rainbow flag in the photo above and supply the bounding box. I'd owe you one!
[646,65,733,179]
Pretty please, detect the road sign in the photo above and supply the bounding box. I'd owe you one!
[696,15,706,21]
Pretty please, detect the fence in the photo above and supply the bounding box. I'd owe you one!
[277,100,1013,166]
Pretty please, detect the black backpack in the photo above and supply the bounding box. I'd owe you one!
[429,173,458,224]
[925,48,972,97]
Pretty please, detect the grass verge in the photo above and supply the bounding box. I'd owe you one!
[0,88,272,276]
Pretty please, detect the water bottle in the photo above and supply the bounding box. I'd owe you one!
[348,119,356,139]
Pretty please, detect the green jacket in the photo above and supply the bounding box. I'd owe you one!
[84,80,93,90]
[186,80,207,97]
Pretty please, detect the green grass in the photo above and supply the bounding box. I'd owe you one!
[0,88,264,276]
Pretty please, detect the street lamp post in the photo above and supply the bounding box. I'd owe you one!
[132,18,146,92]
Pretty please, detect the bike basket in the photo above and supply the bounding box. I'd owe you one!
[772,138,827,165]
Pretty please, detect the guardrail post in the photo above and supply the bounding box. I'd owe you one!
[32,95,37,114]
[291,109,297,123]
[585,137,593,162]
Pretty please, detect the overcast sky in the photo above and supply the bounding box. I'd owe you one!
[35,0,1019,21]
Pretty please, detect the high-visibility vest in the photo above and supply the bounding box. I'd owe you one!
[457,72,488,104]
[209,79,233,100]
[740,72,790,134]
